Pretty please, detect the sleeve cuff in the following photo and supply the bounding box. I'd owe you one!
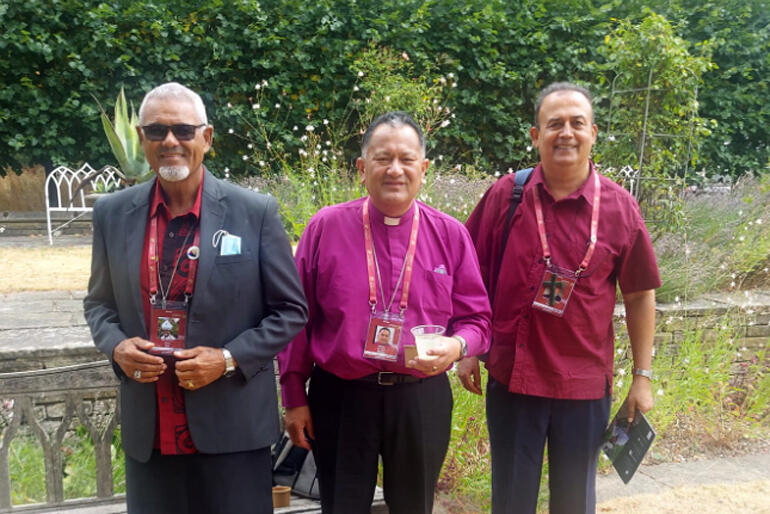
[280,374,309,408]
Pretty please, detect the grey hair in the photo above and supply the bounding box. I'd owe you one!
[138,82,208,125]
[361,111,425,158]
[534,82,594,127]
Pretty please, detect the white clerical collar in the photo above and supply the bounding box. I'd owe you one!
[384,216,401,226]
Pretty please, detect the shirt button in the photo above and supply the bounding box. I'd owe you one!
[161,397,168,404]
[168,232,175,238]
[529,286,535,291]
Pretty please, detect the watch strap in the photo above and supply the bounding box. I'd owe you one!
[633,368,653,380]
[452,335,468,361]
[222,348,236,377]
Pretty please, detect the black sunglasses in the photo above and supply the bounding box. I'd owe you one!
[141,123,206,141]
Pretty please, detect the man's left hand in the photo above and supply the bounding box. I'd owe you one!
[625,374,654,423]
[407,336,462,375]
[174,346,227,390]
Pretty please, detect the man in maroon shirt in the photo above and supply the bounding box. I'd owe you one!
[84,82,307,513]
[459,82,660,513]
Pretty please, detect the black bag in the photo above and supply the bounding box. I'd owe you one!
[272,432,320,500]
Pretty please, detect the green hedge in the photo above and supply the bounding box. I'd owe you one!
[0,0,767,177]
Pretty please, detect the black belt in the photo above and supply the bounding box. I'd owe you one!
[355,372,425,386]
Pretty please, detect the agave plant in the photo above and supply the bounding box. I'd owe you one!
[95,87,154,184]
[70,88,153,202]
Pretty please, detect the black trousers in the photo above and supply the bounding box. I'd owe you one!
[486,377,610,514]
[308,367,453,514]
[125,447,272,514]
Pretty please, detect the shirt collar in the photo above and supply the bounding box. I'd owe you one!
[149,170,205,220]
[531,161,597,205]
[366,197,417,227]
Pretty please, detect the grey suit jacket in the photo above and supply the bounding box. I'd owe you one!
[84,169,308,462]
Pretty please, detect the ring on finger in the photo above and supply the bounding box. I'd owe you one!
[432,365,437,372]
[187,381,194,389]
[133,369,142,379]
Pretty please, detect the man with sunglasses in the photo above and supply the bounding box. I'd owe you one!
[84,82,308,513]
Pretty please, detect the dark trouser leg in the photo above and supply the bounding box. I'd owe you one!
[547,392,611,514]
[380,373,453,514]
[126,448,272,514]
[309,367,381,514]
[486,378,549,514]
[188,448,273,514]
[126,451,189,514]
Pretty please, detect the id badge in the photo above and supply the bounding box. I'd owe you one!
[532,267,576,317]
[363,311,403,362]
[150,301,187,352]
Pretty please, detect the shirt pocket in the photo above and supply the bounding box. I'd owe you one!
[417,269,453,320]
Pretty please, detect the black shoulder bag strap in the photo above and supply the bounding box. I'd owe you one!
[491,167,533,302]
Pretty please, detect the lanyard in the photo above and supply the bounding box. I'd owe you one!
[147,215,201,307]
[532,169,601,277]
[362,199,420,314]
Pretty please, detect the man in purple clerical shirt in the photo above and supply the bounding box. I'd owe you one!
[278,111,491,514]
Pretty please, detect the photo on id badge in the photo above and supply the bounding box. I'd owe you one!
[363,316,401,362]
[157,316,181,341]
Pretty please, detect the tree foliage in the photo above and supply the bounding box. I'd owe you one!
[0,0,766,178]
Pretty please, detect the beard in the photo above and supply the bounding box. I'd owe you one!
[158,165,190,182]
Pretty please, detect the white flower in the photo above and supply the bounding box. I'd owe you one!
[293,125,298,131]
[357,71,364,77]
[657,389,664,396]
[275,103,280,108]
[306,125,315,132]
[259,160,265,167]
[526,145,533,152]
[440,120,450,128]
[608,135,616,142]
[227,102,232,108]
[247,143,253,149]
[242,155,248,161]
[325,140,331,146]
[252,103,259,110]
[618,368,627,376]
[255,84,261,90]
[353,85,359,92]
[262,80,268,86]
[616,379,623,389]
[323,119,329,125]
[228,128,234,134]
[300,135,308,142]
[266,142,272,148]
[448,72,455,78]
[224,167,230,173]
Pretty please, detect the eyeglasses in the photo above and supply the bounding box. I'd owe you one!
[141,124,206,141]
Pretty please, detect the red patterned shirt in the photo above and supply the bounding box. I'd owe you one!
[140,176,203,454]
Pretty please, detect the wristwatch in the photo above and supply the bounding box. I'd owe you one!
[633,368,653,380]
[453,335,468,361]
[222,348,236,377]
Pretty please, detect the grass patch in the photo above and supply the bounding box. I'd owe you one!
[7,426,125,505]
[0,246,91,293]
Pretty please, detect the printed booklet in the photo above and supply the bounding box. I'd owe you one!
[601,401,656,484]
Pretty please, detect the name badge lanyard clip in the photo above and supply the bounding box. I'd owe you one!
[362,199,420,361]
[147,215,201,309]
[531,171,601,316]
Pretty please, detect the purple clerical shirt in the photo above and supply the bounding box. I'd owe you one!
[279,197,491,408]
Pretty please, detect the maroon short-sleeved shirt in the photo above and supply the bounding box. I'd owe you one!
[466,163,660,400]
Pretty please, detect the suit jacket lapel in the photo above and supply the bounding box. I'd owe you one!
[195,169,226,305]
[124,179,154,336]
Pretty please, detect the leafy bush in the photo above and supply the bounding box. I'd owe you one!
[2,0,766,178]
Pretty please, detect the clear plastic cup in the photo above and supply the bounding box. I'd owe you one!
[410,325,446,360]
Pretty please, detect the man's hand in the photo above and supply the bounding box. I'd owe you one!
[113,337,165,383]
[407,336,462,375]
[456,356,483,395]
[285,406,314,450]
[174,346,227,391]
[625,374,654,423]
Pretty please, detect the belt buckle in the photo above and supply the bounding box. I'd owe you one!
[377,372,395,386]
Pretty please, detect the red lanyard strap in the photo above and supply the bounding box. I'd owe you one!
[363,199,420,313]
[533,169,601,276]
[148,215,200,305]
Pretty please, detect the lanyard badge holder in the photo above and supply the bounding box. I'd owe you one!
[361,200,420,362]
[531,171,601,318]
[147,216,200,356]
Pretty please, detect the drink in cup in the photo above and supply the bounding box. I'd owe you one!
[410,325,446,360]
